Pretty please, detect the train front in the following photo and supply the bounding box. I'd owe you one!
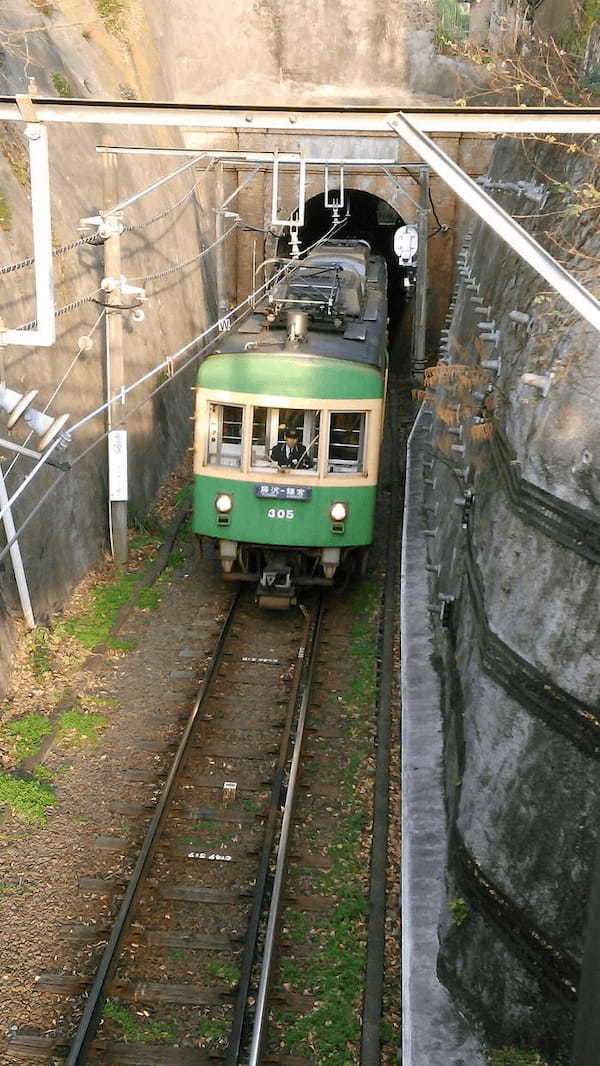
[192,241,387,607]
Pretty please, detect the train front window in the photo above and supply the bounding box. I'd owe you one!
[206,403,244,468]
[251,407,320,472]
[328,412,366,474]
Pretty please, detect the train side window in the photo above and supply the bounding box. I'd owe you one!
[328,412,366,474]
[251,407,270,467]
[206,403,244,468]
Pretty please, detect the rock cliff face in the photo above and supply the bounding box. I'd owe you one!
[145,0,438,106]
[422,134,600,1060]
[0,0,218,692]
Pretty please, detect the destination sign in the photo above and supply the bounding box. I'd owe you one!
[254,483,312,501]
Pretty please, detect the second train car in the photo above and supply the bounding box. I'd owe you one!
[192,239,388,607]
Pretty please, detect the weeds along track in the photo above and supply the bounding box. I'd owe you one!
[4,384,409,1066]
[7,589,326,1065]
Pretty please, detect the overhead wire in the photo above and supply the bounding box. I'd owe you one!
[3,307,107,481]
[0,159,216,277]
[0,233,104,277]
[128,221,239,285]
[121,158,217,234]
[397,163,448,234]
[15,290,102,332]
[0,215,349,561]
[10,208,230,329]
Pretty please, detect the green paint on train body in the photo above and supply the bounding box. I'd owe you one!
[196,351,385,400]
[193,475,377,547]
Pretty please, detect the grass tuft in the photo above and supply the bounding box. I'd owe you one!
[490,1051,549,1066]
[0,123,29,186]
[0,771,55,824]
[434,0,469,50]
[103,1001,177,1043]
[58,572,139,649]
[206,960,240,986]
[197,1016,229,1040]
[0,879,37,899]
[30,627,53,678]
[51,72,73,97]
[57,709,108,747]
[96,0,128,36]
[0,712,53,763]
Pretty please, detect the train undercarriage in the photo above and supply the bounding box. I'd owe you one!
[214,538,367,609]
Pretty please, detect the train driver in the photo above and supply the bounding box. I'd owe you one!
[270,427,314,469]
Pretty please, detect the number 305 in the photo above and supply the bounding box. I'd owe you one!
[267,508,295,520]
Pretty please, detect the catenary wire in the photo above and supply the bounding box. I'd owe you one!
[9,193,238,330]
[0,217,348,558]
[121,158,217,234]
[0,160,216,277]
[128,222,239,285]
[13,290,102,333]
[3,308,107,480]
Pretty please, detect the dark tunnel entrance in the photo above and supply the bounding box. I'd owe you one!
[278,189,409,354]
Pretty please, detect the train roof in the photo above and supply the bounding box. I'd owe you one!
[197,350,385,400]
[215,241,388,372]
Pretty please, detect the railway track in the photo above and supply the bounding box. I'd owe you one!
[7,589,328,1065]
[6,382,408,1066]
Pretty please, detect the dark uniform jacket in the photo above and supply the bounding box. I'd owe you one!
[270,441,314,468]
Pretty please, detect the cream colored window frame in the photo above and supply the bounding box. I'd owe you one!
[324,409,369,477]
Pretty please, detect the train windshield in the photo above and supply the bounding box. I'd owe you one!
[251,407,320,472]
[328,412,367,474]
[204,403,367,475]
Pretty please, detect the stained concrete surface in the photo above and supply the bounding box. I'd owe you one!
[401,405,487,1066]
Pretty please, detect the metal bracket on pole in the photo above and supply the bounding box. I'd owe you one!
[324,166,345,220]
[0,437,70,470]
[271,150,307,228]
[0,123,55,348]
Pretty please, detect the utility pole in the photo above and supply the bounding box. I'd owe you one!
[412,165,429,379]
[102,151,128,566]
[215,161,228,320]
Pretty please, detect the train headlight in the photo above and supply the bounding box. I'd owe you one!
[330,502,348,523]
[215,493,233,514]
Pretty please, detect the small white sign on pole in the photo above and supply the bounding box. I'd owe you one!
[108,429,128,501]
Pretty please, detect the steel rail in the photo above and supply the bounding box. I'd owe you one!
[2,98,600,133]
[63,588,242,1066]
[224,604,314,1066]
[247,595,326,1066]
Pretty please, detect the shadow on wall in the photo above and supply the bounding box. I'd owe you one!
[407,29,491,99]
[0,594,15,699]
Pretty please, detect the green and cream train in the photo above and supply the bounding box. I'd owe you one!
[192,239,388,607]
